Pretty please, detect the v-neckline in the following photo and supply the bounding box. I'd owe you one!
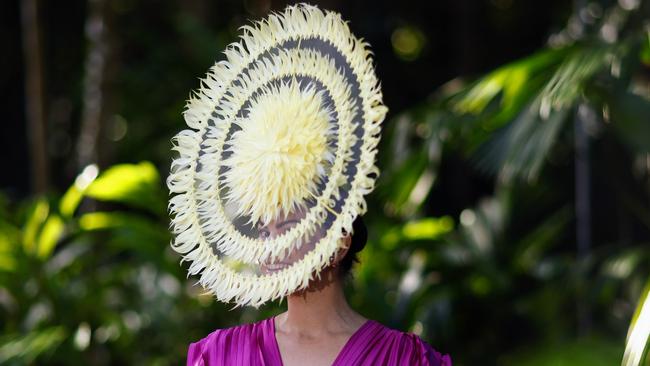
[269,316,373,366]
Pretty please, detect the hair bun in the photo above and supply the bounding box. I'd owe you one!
[350,216,368,254]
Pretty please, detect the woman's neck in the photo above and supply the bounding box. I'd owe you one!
[275,268,366,336]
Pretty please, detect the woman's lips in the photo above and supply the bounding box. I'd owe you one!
[263,262,290,271]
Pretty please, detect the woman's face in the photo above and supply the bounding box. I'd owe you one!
[257,208,315,274]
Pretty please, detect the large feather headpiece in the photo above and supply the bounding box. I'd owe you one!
[167,3,387,307]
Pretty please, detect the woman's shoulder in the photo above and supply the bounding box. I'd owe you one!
[368,320,452,366]
[187,318,272,366]
[188,317,271,347]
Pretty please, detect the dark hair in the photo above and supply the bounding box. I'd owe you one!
[338,215,367,278]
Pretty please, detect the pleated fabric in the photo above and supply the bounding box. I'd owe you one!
[187,317,451,366]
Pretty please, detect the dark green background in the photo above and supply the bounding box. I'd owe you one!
[1,0,649,365]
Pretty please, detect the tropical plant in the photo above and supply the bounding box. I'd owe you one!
[357,0,650,364]
[0,162,251,365]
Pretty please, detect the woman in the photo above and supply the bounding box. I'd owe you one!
[187,214,451,365]
[166,4,451,365]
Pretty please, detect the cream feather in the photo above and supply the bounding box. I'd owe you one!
[167,3,388,307]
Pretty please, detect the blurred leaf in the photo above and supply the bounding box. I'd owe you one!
[85,162,165,215]
[622,278,650,366]
[380,149,428,214]
[503,336,623,366]
[0,326,66,364]
[402,217,454,241]
[603,90,650,153]
[78,212,169,259]
[602,247,648,280]
[452,46,568,129]
[379,227,402,250]
[537,45,611,119]
[79,211,166,237]
[37,215,64,260]
[2,2,649,364]
[59,186,85,219]
[640,30,650,65]
[380,216,453,250]
[22,199,49,255]
[0,217,20,272]
[455,44,621,183]
[473,99,570,183]
[513,205,572,273]
[0,233,17,272]
[60,165,99,218]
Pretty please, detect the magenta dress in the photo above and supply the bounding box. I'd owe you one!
[187,317,452,366]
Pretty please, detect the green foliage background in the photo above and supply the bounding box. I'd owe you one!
[2,0,649,365]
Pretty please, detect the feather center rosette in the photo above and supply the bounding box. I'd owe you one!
[223,81,334,226]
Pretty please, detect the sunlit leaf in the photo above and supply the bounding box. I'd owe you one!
[455,43,623,183]
[538,45,612,119]
[622,278,650,366]
[0,326,66,364]
[85,162,165,215]
[451,47,568,129]
[78,212,169,259]
[0,234,16,272]
[22,199,49,255]
[403,217,454,241]
[59,186,84,219]
[0,217,20,272]
[79,211,166,238]
[59,164,99,218]
[37,215,64,259]
[380,216,453,250]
